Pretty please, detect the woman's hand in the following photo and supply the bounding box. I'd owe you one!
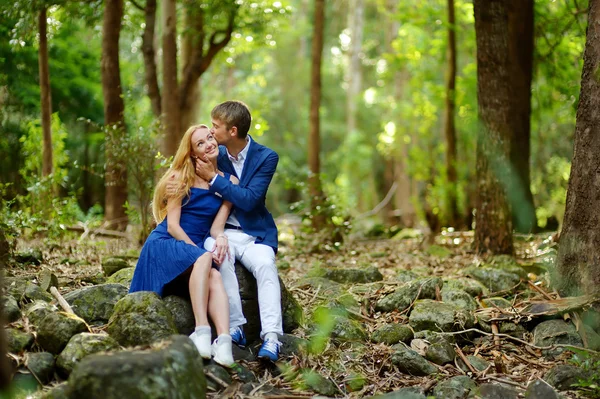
[211,233,229,265]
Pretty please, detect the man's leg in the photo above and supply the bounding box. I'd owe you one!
[239,242,283,339]
[204,235,247,329]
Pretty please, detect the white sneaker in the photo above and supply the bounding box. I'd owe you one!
[212,334,234,367]
[189,331,212,359]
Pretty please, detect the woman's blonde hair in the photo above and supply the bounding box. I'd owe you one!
[152,124,210,223]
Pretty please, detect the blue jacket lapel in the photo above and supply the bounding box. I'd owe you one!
[240,138,267,186]
[217,146,236,177]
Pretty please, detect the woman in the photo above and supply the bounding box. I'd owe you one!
[129,124,236,367]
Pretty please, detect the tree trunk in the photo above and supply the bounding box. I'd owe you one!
[473,0,513,255]
[346,0,363,135]
[308,0,325,229]
[507,0,536,233]
[39,8,53,177]
[444,0,459,228]
[142,0,161,117]
[556,0,600,296]
[0,230,12,389]
[101,0,128,230]
[161,0,180,157]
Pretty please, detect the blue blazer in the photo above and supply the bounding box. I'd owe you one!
[210,137,279,252]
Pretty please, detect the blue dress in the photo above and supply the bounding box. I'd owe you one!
[129,186,223,296]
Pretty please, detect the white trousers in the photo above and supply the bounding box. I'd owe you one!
[204,230,283,339]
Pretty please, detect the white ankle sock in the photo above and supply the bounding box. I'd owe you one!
[264,332,279,342]
[195,325,211,335]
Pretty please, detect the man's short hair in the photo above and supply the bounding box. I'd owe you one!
[211,100,252,139]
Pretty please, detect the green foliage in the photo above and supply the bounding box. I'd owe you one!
[570,349,600,397]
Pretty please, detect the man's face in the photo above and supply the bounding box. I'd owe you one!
[210,118,234,145]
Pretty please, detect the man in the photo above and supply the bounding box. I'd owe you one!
[196,100,283,361]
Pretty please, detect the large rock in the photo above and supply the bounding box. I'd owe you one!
[107,292,178,347]
[444,278,487,297]
[15,248,43,265]
[478,383,518,399]
[57,333,121,376]
[409,300,474,332]
[101,257,131,277]
[525,379,560,399]
[24,301,57,326]
[424,340,455,365]
[296,277,344,297]
[376,278,443,313]
[2,296,21,322]
[6,328,34,353]
[457,355,490,373]
[4,276,30,302]
[323,267,383,284]
[299,370,338,396]
[26,352,55,384]
[37,312,88,354]
[24,282,53,302]
[433,376,477,399]
[331,316,367,342]
[63,284,128,324]
[545,364,590,390]
[66,335,206,399]
[464,266,521,293]
[441,289,478,311]
[105,267,134,287]
[533,319,583,356]
[391,344,437,376]
[371,324,414,345]
[369,387,426,398]
[163,295,195,335]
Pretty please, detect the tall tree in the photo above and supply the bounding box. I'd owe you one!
[556,0,600,296]
[444,0,459,227]
[39,6,53,177]
[101,0,128,230]
[141,0,161,117]
[308,0,326,229]
[346,0,364,135]
[161,0,180,157]
[473,0,513,255]
[508,0,536,233]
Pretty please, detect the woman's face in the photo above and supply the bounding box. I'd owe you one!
[190,127,218,161]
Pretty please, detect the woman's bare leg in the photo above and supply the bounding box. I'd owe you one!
[189,253,212,326]
[208,269,230,336]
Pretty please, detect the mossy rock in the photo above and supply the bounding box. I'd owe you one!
[371,324,414,345]
[105,267,134,287]
[24,283,53,303]
[444,278,488,297]
[299,369,337,396]
[281,277,304,333]
[477,383,519,399]
[6,328,34,353]
[15,248,43,265]
[425,340,455,365]
[323,267,383,284]
[2,296,21,323]
[4,276,30,302]
[101,257,131,277]
[464,266,521,293]
[483,255,529,279]
[441,289,478,311]
[25,301,57,327]
[480,297,512,309]
[204,364,232,391]
[64,284,128,324]
[331,316,367,342]
[376,278,443,313]
[296,277,344,297]
[545,364,590,391]
[433,375,477,399]
[57,333,121,376]
[66,335,207,399]
[409,300,474,332]
[279,334,308,357]
[525,379,560,399]
[397,270,419,283]
[391,344,437,376]
[162,296,195,336]
[457,355,490,373]
[26,352,55,384]
[36,312,88,354]
[41,382,69,399]
[533,320,583,356]
[369,387,426,398]
[106,292,178,347]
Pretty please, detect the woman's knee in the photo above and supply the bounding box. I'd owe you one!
[193,253,212,271]
[209,269,223,289]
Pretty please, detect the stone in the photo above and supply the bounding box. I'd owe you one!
[300,370,338,396]
[37,312,88,354]
[464,267,521,293]
[478,383,518,399]
[231,363,256,383]
[457,355,490,373]
[6,328,34,353]
[331,316,367,342]
[296,277,345,296]
[56,333,121,376]
[15,248,43,265]
[370,387,426,398]
[204,363,232,390]
[10,372,40,397]
[375,278,443,313]
[25,352,55,384]
[533,320,583,356]
[484,255,528,279]
[414,330,456,344]
[480,297,512,309]
[232,345,255,362]
[42,382,69,399]
[397,270,419,283]
[24,301,57,326]
[371,324,414,345]
[38,271,59,292]
[433,376,477,399]
[525,379,560,399]
[24,283,53,303]
[101,257,131,277]
[105,267,134,287]
[163,295,195,335]
[106,292,178,347]
[391,344,437,376]
[545,364,590,390]
[425,340,455,365]
[323,267,383,283]
[64,284,128,324]
[279,333,308,357]
[66,335,206,399]
[409,300,474,332]
[441,289,478,311]
[2,296,21,322]
[281,277,304,333]
[444,278,487,297]
[240,383,291,396]
[4,276,29,302]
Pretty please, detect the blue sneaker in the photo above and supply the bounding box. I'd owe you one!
[229,326,246,347]
[257,338,280,362]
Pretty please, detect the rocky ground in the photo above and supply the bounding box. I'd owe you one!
[2,226,599,398]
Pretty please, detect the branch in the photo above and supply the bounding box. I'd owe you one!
[129,0,144,11]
